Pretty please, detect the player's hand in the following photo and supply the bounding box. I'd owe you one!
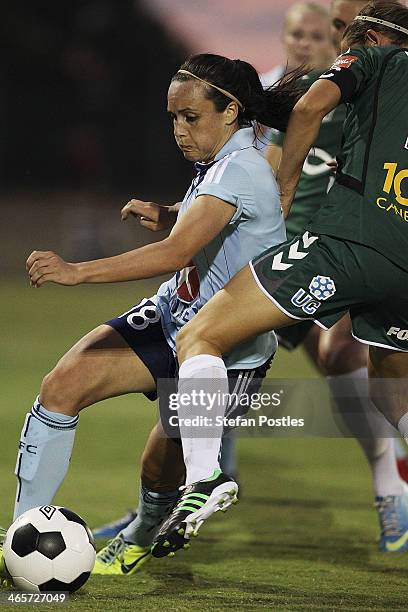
[121,199,174,231]
[26,251,79,287]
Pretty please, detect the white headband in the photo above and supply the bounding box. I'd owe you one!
[354,15,408,37]
[177,70,244,110]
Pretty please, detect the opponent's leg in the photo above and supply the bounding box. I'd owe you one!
[302,324,321,366]
[368,347,408,551]
[14,324,155,519]
[177,266,292,362]
[368,348,408,429]
[175,265,292,486]
[319,315,402,499]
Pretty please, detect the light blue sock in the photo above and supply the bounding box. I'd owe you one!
[14,397,78,519]
[121,483,179,547]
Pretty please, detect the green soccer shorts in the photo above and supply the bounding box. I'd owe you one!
[250,231,408,352]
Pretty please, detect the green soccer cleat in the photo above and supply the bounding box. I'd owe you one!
[151,469,238,558]
[92,534,151,575]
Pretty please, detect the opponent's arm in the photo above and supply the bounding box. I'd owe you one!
[277,79,341,217]
[27,196,235,286]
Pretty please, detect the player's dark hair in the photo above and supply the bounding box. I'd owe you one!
[172,54,307,132]
[343,0,408,47]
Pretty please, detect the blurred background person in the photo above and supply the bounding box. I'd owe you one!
[261,2,334,86]
[259,2,334,159]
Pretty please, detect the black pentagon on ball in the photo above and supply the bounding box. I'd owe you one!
[12,524,40,557]
[37,532,66,560]
[58,507,86,527]
[39,572,91,594]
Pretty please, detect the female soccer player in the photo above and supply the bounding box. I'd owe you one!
[266,0,408,555]
[91,0,334,548]
[153,0,408,556]
[19,54,305,574]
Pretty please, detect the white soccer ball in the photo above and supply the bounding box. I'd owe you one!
[3,506,96,593]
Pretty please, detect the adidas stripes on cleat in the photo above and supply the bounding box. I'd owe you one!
[151,469,238,558]
[92,534,151,575]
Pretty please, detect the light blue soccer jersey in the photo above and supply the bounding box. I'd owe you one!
[155,127,286,368]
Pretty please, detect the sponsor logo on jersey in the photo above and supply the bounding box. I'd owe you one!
[387,326,408,340]
[331,54,359,70]
[377,198,408,222]
[376,162,408,222]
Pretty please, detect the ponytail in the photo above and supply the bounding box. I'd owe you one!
[172,54,308,133]
[236,61,307,131]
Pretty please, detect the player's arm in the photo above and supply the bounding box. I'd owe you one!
[277,79,341,217]
[26,196,235,286]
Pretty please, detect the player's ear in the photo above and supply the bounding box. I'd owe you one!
[224,101,239,126]
[366,29,380,46]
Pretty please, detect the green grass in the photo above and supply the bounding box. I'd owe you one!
[1,278,408,611]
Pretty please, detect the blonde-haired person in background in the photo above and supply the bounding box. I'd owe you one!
[260,2,334,164]
[261,2,334,86]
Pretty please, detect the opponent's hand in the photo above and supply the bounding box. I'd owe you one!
[26,251,79,287]
[121,199,174,231]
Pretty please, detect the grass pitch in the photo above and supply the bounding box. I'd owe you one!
[1,278,408,611]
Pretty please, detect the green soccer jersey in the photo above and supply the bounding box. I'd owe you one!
[308,45,408,271]
[270,71,346,240]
